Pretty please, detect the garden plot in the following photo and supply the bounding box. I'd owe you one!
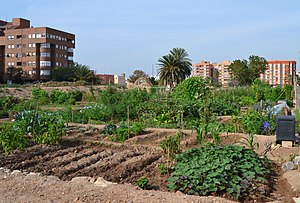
[1,124,300,202]
[0,138,163,187]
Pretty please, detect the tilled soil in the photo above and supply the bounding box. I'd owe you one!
[0,123,299,202]
[0,140,163,187]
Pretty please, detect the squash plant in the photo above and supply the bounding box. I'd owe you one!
[168,144,271,201]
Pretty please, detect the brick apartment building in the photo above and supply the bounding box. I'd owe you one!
[213,60,231,87]
[192,60,231,87]
[260,60,296,86]
[0,18,75,83]
[192,61,214,79]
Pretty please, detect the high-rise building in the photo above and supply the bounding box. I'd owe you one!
[260,60,296,86]
[192,61,214,79]
[0,18,75,83]
[213,60,231,87]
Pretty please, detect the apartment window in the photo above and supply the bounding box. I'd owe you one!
[32,34,36,38]
[36,34,42,38]
[40,52,51,57]
[6,53,14,57]
[7,35,14,40]
[28,34,31,38]
[7,44,15,49]
[16,35,22,39]
[41,33,46,38]
[40,70,51,76]
[16,62,22,66]
[28,61,36,66]
[67,48,73,52]
[8,62,15,66]
[40,43,51,48]
[40,61,51,67]
[16,44,21,49]
[68,56,73,60]
[16,53,22,58]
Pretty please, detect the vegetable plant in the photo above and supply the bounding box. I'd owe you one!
[168,144,271,201]
[135,177,152,190]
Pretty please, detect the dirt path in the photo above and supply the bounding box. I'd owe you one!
[0,168,235,203]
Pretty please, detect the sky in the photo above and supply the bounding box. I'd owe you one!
[2,0,300,77]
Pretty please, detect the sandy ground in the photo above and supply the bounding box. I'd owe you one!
[0,168,235,203]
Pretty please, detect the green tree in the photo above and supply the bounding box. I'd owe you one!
[51,65,74,81]
[52,62,100,84]
[128,70,149,83]
[157,48,192,88]
[6,65,23,84]
[71,62,95,81]
[229,55,267,86]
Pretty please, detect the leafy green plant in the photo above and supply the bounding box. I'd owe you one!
[101,124,117,135]
[239,133,259,150]
[15,110,66,145]
[0,121,29,153]
[109,123,129,143]
[135,177,152,190]
[158,163,168,174]
[160,132,182,161]
[31,88,48,105]
[168,144,271,201]
[130,122,145,136]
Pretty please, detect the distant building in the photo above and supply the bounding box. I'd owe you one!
[114,74,126,87]
[260,60,296,86]
[192,61,214,79]
[97,74,114,85]
[213,60,232,87]
[0,18,75,83]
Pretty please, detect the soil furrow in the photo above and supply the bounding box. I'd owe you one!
[56,150,114,180]
[26,146,99,172]
[65,150,143,180]
[0,145,68,169]
[106,153,161,182]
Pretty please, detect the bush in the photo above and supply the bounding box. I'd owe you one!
[168,144,271,201]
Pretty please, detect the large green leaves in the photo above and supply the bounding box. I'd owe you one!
[168,144,271,201]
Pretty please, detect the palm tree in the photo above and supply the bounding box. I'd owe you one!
[157,48,192,87]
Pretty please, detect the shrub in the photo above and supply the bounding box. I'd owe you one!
[168,144,271,201]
